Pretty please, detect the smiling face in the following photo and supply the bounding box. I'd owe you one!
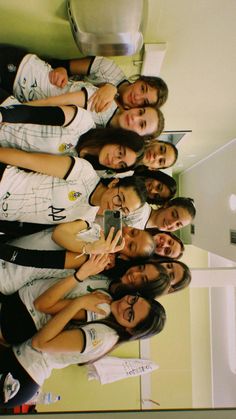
[145,178,171,202]
[154,233,182,258]
[120,264,160,288]
[142,141,176,170]
[121,226,154,258]
[99,144,137,170]
[111,295,150,329]
[153,205,192,231]
[117,107,158,136]
[160,262,184,289]
[99,185,141,217]
[121,80,158,108]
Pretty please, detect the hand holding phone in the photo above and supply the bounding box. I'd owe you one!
[82,211,124,255]
[104,210,122,243]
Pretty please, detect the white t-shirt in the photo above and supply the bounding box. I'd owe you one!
[13,54,118,128]
[9,223,101,251]
[0,96,95,155]
[18,275,111,331]
[13,318,118,385]
[123,202,152,229]
[85,56,127,87]
[0,261,74,295]
[0,157,100,224]
[0,224,102,295]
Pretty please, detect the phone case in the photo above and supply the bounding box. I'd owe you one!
[104,210,122,241]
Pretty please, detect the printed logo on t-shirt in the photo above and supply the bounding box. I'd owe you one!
[58,143,74,153]
[88,327,102,347]
[1,191,11,215]
[68,191,81,201]
[48,205,66,222]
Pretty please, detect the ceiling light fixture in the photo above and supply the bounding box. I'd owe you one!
[229,194,236,211]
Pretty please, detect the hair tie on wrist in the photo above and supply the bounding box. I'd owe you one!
[73,271,83,282]
[74,244,89,259]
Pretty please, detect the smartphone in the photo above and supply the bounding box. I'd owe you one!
[103,210,122,244]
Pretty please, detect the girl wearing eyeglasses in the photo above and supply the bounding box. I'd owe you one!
[0,254,166,407]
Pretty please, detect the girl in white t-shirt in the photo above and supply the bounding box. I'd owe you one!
[0,99,145,173]
[0,46,166,137]
[0,252,171,348]
[0,257,166,407]
[0,147,146,224]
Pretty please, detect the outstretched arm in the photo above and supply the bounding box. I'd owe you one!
[32,290,111,352]
[25,90,86,108]
[34,254,110,313]
[52,222,125,254]
[0,147,72,178]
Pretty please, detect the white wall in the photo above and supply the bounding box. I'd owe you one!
[179,138,236,261]
[145,0,236,173]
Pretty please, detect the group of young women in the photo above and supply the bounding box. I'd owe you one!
[0,44,195,407]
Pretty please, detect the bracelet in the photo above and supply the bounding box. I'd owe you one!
[74,243,91,259]
[73,271,83,282]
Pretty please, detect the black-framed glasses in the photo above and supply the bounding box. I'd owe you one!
[124,294,139,323]
[112,186,130,216]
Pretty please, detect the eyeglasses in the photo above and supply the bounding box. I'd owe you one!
[112,186,130,216]
[124,295,139,323]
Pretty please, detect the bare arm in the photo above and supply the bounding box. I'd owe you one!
[48,58,93,88]
[27,90,86,108]
[0,148,72,178]
[64,251,88,269]
[52,222,125,254]
[36,298,86,321]
[32,291,111,352]
[34,255,110,313]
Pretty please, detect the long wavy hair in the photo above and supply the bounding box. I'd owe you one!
[76,127,144,172]
[76,290,166,364]
[105,258,171,299]
[150,256,191,292]
[145,228,185,259]
[134,166,177,205]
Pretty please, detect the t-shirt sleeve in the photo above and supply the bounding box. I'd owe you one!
[64,105,95,135]
[64,156,95,181]
[85,56,127,86]
[79,323,118,360]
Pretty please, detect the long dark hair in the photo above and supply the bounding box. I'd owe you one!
[166,197,196,219]
[134,166,177,205]
[76,127,144,172]
[106,258,171,299]
[145,228,185,259]
[77,291,166,364]
[99,293,166,343]
[151,256,191,292]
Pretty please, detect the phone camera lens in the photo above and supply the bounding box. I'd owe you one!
[114,211,120,218]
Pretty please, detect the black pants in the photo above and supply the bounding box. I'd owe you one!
[0,348,39,408]
[1,292,37,344]
[0,44,71,95]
